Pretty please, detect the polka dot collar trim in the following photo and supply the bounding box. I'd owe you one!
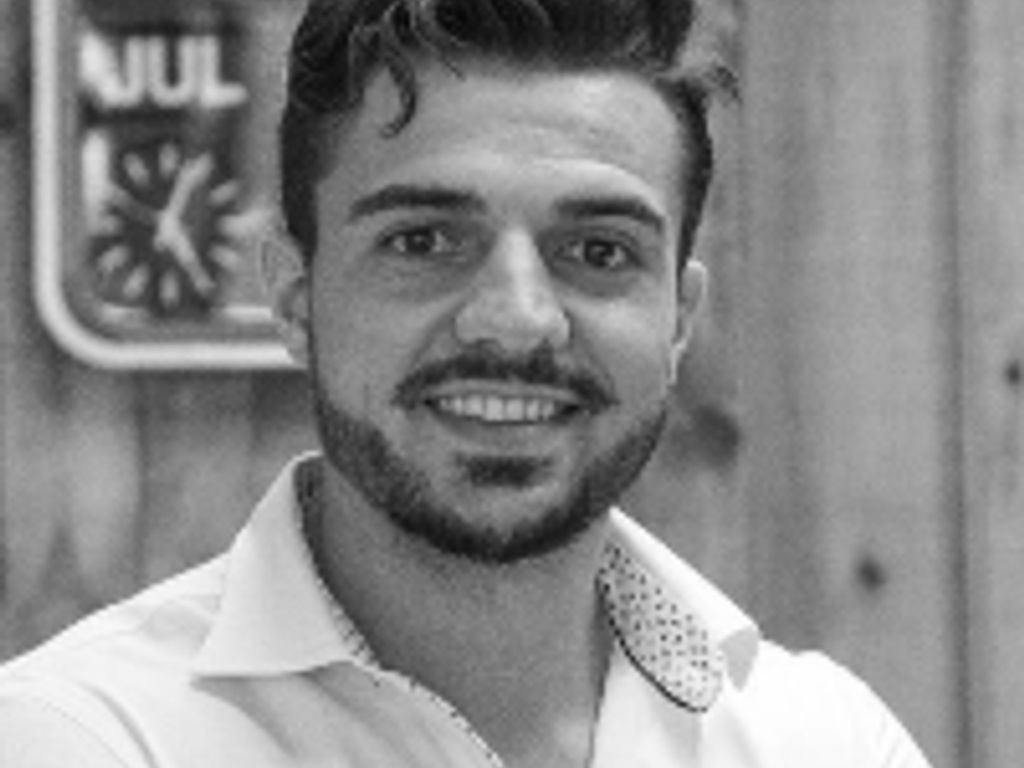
[598,539,726,712]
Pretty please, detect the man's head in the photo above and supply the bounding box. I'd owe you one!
[267,0,718,565]
[279,0,722,272]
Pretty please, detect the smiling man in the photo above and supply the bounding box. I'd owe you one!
[293,64,694,572]
[0,1,932,767]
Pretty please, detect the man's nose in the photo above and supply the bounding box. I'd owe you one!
[454,230,571,354]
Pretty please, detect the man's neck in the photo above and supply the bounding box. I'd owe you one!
[303,461,612,768]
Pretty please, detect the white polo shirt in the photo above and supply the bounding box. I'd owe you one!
[0,457,931,767]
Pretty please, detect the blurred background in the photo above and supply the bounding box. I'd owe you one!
[2,1,1023,766]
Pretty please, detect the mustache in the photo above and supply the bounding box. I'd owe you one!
[393,347,617,413]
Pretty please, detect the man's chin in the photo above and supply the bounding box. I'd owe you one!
[388,468,613,565]
[386,492,606,565]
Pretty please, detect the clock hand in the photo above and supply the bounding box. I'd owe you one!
[160,154,214,225]
[108,183,159,226]
[155,219,217,295]
[152,153,220,298]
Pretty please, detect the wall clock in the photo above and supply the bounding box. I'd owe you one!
[33,0,301,369]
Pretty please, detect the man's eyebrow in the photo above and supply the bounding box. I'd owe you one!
[556,195,667,235]
[348,184,487,222]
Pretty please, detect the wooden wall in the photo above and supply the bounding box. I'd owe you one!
[737,0,964,763]
[2,0,1023,766]
[0,0,316,655]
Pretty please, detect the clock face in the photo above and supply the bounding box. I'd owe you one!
[88,139,246,318]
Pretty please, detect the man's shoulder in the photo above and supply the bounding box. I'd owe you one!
[722,640,931,767]
[0,556,227,686]
[747,640,868,696]
[0,557,230,767]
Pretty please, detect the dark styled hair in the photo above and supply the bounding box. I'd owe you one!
[280,0,729,270]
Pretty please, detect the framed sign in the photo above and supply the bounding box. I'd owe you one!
[32,0,302,369]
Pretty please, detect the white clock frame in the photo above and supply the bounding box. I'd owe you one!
[32,0,293,370]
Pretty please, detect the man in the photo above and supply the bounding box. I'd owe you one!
[0,0,932,766]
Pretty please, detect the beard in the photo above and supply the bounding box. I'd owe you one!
[309,351,668,565]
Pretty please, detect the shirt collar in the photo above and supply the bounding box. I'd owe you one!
[193,455,353,675]
[602,509,760,707]
[194,456,760,709]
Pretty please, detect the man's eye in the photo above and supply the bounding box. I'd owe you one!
[380,226,458,258]
[560,236,637,271]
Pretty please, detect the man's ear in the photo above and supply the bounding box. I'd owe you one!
[261,220,311,368]
[669,259,708,383]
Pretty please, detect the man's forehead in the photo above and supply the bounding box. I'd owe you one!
[487,101,661,165]
[336,64,684,191]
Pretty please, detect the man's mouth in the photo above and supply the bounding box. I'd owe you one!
[428,394,573,425]
[394,349,616,424]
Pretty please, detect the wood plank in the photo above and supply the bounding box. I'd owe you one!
[739,1,960,764]
[247,371,316,495]
[60,366,143,606]
[957,0,1024,765]
[137,375,258,584]
[0,0,82,655]
[0,0,15,623]
[132,370,313,587]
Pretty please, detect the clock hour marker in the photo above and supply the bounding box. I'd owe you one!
[160,272,182,307]
[159,143,182,179]
[210,244,240,271]
[109,182,158,225]
[95,212,124,236]
[123,265,151,301]
[210,180,240,207]
[124,152,150,187]
[218,209,262,240]
[98,244,131,275]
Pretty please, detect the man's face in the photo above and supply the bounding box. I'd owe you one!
[283,63,704,563]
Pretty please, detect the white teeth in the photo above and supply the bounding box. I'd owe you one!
[524,400,541,422]
[435,395,562,423]
[484,398,503,422]
[505,399,525,422]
